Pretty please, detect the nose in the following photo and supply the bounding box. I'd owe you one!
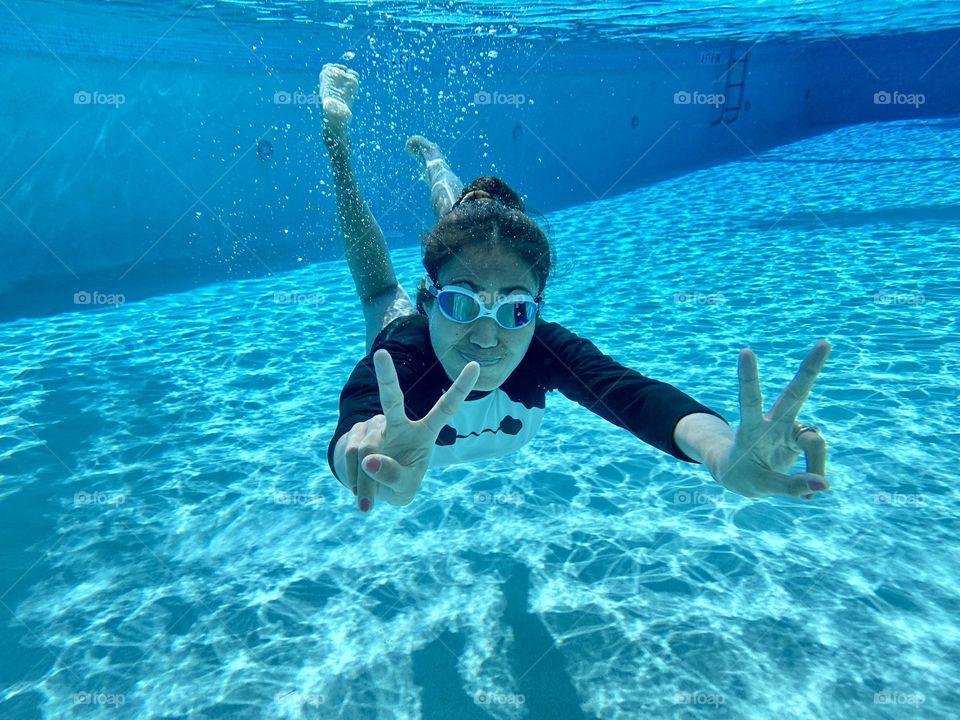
[468,316,500,349]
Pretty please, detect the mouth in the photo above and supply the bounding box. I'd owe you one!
[460,350,502,367]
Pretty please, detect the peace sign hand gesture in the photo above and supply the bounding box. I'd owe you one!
[344,349,480,512]
[712,340,833,500]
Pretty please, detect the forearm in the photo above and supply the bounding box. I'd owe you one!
[674,413,735,478]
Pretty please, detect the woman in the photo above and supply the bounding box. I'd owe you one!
[320,64,832,513]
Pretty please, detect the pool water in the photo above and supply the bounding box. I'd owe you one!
[1,117,958,718]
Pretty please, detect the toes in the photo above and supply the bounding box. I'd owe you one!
[405,135,441,160]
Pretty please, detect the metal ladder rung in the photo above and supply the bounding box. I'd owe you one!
[713,49,749,126]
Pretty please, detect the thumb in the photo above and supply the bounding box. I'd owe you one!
[785,472,830,498]
[362,454,407,491]
[752,470,829,499]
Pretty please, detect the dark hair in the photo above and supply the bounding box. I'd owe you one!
[415,176,556,316]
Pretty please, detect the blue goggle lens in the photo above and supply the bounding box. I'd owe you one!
[437,289,537,329]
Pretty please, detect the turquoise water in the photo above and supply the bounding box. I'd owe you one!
[2,118,958,718]
[5,0,959,41]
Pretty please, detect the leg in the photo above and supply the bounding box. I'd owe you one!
[405,135,464,221]
[321,64,414,351]
[361,285,415,352]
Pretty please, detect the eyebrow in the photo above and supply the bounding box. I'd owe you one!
[450,278,533,294]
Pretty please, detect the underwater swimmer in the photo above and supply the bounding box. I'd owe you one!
[319,63,832,513]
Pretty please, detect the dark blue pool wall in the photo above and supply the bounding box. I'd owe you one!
[0,26,957,319]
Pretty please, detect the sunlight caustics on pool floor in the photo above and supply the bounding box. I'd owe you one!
[1,120,958,719]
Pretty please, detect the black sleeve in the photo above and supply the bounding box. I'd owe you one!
[326,356,382,484]
[326,318,432,483]
[534,321,729,464]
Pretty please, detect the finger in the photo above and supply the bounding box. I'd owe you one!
[420,360,481,436]
[356,432,381,512]
[769,339,832,425]
[737,348,764,431]
[798,429,828,487]
[346,436,359,493]
[344,424,364,496]
[373,349,410,428]
[356,455,377,513]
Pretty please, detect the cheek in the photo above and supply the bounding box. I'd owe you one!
[500,330,533,363]
[428,316,464,356]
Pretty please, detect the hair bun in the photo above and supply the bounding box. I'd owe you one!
[459,189,493,204]
[454,176,525,212]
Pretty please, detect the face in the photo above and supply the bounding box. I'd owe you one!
[425,244,540,392]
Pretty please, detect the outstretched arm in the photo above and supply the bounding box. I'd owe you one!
[674,412,735,470]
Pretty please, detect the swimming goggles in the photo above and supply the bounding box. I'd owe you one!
[422,277,541,330]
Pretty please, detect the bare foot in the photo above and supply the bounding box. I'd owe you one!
[320,63,359,146]
[405,135,444,164]
[406,135,462,217]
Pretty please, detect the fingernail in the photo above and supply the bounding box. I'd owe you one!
[364,456,381,473]
[807,480,827,492]
[352,486,358,496]
[360,497,371,513]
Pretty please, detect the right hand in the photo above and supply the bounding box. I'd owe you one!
[344,348,480,512]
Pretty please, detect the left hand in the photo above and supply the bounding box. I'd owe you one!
[712,339,832,500]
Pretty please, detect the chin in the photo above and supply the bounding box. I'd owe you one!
[472,376,500,391]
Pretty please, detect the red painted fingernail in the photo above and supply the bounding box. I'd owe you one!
[360,497,371,512]
[807,480,827,491]
[364,456,381,473]
[352,486,358,496]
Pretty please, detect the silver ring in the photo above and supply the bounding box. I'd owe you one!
[794,424,820,442]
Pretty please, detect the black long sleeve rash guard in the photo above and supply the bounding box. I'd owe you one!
[328,314,729,482]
